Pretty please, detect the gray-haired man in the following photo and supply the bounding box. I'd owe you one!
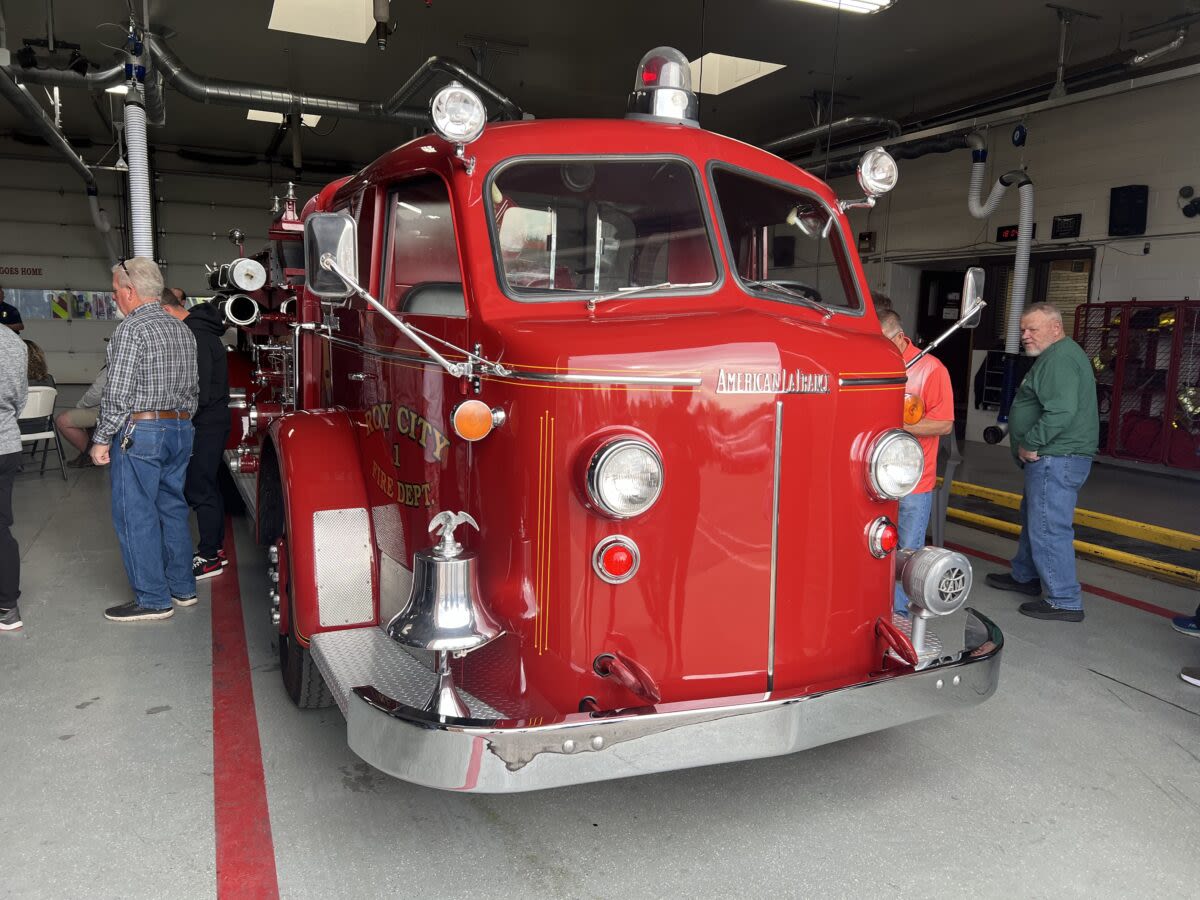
[92,258,199,622]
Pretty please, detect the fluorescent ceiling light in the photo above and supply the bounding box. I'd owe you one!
[689,53,785,96]
[246,109,322,127]
[268,0,374,43]
[787,0,896,13]
[398,201,422,215]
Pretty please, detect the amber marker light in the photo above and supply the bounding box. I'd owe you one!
[903,393,925,426]
[451,399,504,442]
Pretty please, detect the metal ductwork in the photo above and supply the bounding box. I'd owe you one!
[764,116,901,156]
[1,59,125,90]
[145,33,427,125]
[811,134,969,179]
[0,62,94,185]
[382,54,523,120]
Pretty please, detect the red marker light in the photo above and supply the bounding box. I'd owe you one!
[868,517,899,558]
[593,536,640,584]
[602,544,635,578]
[880,524,899,553]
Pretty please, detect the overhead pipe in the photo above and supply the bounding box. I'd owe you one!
[810,134,969,179]
[143,67,165,124]
[800,59,1200,176]
[382,54,523,120]
[2,58,125,89]
[145,33,428,125]
[764,115,901,155]
[1131,27,1188,66]
[0,63,94,185]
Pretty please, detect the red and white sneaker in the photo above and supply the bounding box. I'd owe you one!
[217,549,229,568]
[193,555,223,580]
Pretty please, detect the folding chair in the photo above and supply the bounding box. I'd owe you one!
[18,386,67,481]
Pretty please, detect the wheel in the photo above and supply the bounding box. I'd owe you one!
[261,458,334,710]
[279,623,334,709]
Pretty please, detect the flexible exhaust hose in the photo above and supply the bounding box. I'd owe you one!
[1007,180,1035,354]
[123,95,154,258]
[86,187,122,265]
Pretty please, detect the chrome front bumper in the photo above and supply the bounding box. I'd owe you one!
[330,609,1002,793]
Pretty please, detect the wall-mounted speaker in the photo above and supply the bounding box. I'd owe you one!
[1108,185,1149,236]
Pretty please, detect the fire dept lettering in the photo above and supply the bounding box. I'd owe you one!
[715,368,830,395]
[363,402,451,462]
[370,460,433,507]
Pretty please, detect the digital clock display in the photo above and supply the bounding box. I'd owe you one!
[996,223,1036,243]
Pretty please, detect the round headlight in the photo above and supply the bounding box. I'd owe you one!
[857,147,899,196]
[586,439,663,518]
[430,82,486,145]
[867,430,923,500]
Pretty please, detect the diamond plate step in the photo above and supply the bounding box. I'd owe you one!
[310,627,504,719]
[891,612,946,667]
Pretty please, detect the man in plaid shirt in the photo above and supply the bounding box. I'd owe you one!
[92,257,199,622]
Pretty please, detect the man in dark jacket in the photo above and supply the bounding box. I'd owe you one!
[162,289,230,580]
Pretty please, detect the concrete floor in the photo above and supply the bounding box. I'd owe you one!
[3,459,1200,899]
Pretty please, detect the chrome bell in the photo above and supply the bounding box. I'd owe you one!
[386,511,503,719]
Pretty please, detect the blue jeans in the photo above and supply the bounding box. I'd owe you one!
[1011,455,1092,611]
[110,419,196,609]
[894,489,934,613]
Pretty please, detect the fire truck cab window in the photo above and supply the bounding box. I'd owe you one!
[383,176,465,316]
[712,168,860,312]
[489,159,716,301]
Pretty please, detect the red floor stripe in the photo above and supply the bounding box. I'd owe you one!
[211,516,280,899]
[946,540,1182,620]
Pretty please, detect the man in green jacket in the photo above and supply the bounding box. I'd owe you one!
[985,303,1099,622]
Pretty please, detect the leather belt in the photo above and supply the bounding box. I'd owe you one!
[131,410,191,421]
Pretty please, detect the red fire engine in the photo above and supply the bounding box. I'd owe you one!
[215,48,1002,792]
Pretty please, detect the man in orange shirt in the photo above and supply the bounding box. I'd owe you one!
[879,310,955,614]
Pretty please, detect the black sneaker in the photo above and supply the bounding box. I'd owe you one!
[985,572,1042,596]
[0,606,22,631]
[104,602,174,622]
[1018,599,1084,622]
[173,594,199,608]
[193,555,223,580]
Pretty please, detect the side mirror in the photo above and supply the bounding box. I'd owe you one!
[959,266,984,329]
[304,212,358,299]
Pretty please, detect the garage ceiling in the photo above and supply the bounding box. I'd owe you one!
[1,0,1197,174]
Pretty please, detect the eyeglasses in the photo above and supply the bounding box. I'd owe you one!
[118,258,130,278]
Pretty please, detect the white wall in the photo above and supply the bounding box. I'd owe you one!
[0,138,322,380]
[844,74,1200,306]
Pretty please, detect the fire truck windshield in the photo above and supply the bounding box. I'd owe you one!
[488,158,718,301]
[711,166,862,314]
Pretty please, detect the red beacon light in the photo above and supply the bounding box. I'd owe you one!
[626,46,698,126]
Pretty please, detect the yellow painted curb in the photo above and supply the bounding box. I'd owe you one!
[946,508,1200,587]
[940,479,1200,552]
